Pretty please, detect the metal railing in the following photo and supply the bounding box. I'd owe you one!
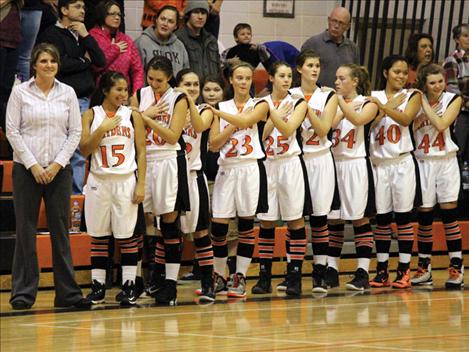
[341,0,468,86]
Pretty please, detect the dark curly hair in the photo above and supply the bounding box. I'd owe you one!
[404,33,434,70]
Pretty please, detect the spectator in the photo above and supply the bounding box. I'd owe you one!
[0,0,22,135]
[84,0,124,31]
[301,6,360,88]
[6,43,91,310]
[141,0,187,30]
[404,33,434,87]
[37,1,60,40]
[444,23,469,164]
[16,0,43,82]
[39,0,105,194]
[221,23,273,73]
[135,5,189,78]
[89,0,144,94]
[175,0,221,81]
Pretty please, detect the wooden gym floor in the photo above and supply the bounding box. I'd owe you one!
[0,270,467,352]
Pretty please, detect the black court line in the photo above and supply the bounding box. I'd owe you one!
[1,286,465,318]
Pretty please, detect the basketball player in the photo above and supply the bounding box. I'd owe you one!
[328,64,378,291]
[367,55,421,289]
[252,61,310,296]
[81,71,146,306]
[411,64,464,288]
[208,61,270,298]
[175,69,216,302]
[130,56,190,305]
[290,49,339,293]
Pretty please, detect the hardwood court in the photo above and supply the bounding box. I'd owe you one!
[1,270,467,352]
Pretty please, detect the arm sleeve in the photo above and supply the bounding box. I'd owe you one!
[80,34,106,68]
[54,89,82,167]
[5,88,38,169]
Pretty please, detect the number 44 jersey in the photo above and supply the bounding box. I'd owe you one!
[90,105,137,176]
[412,92,459,158]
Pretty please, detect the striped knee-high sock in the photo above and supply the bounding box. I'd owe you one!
[91,236,111,284]
[441,208,462,260]
[354,223,374,272]
[417,210,433,259]
[194,234,214,278]
[328,223,345,270]
[118,237,138,284]
[310,215,329,266]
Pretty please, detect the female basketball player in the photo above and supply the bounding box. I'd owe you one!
[367,55,421,289]
[329,64,379,291]
[411,63,464,289]
[208,61,270,298]
[130,56,189,305]
[289,49,338,293]
[252,61,310,296]
[81,71,146,306]
[176,69,216,301]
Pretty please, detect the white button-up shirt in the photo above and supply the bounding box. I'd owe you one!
[6,78,82,169]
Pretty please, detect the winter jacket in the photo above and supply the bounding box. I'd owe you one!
[90,26,144,94]
[135,27,189,78]
[38,23,105,98]
[175,26,221,81]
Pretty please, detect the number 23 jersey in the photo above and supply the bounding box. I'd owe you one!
[217,98,266,166]
[90,105,137,176]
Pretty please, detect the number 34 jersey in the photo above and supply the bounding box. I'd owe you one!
[217,98,266,166]
[412,92,459,158]
[369,89,414,160]
[331,95,368,159]
[90,105,137,176]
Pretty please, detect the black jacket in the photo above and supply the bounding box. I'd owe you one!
[38,24,105,98]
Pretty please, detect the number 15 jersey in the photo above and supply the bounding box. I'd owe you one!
[90,105,136,176]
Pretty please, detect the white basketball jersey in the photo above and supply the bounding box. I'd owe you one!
[413,92,459,158]
[331,95,368,159]
[263,94,303,159]
[290,86,334,154]
[217,98,265,166]
[183,105,207,171]
[369,89,414,159]
[90,105,136,176]
[138,86,184,157]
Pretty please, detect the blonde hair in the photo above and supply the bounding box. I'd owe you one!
[340,64,371,96]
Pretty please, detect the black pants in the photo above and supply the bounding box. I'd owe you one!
[10,163,83,306]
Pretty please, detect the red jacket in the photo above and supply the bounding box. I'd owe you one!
[89,27,144,94]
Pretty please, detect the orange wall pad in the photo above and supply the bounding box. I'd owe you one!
[34,222,469,269]
[1,160,12,193]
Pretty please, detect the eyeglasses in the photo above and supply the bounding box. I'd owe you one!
[107,12,123,18]
[328,17,349,28]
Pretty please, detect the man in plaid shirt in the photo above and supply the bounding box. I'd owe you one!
[444,23,469,163]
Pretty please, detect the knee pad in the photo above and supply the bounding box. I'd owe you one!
[440,208,458,224]
[211,222,229,238]
[376,212,393,226]
[160,220,180,239]
[417,210,434,226]
[238,218,254,233]
[309,215,327,228]
[394,211,411,226]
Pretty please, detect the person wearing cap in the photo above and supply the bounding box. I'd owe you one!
[175,0,221,82]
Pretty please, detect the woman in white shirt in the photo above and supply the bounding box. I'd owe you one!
[6,43,90,310]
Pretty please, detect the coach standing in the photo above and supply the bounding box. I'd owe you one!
[301,6,360,88]
[6,43,91,310]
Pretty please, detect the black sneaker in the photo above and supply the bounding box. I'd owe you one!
[214,272,228,295]
[155,280,177,305]
[312,264,328,293]
[325,267,340,289]
[199,274,216,303]
[116,276,144,302]
[86,279,106,304]
[370,261,390,288]
[286,266,302,296]
[252,267,272,294]
[276,262,291,291]
[346,268,370,291]
[146,268,166,297]
[119,280,137,306]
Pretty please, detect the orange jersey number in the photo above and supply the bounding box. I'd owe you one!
[375,124,401,145]
[417,132,445,154]
[100,144,125,168]
[226,135,253,158]
[266,135,290,156]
